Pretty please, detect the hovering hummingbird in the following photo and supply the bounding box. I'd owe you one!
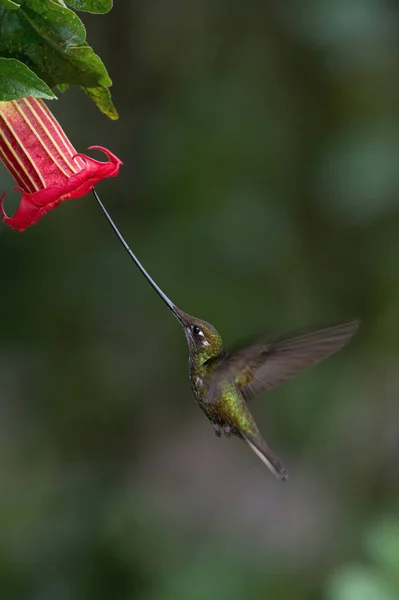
[93,189,358,481]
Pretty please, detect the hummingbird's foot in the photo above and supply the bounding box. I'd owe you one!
[212,423,222,437]
[223,424,233,438]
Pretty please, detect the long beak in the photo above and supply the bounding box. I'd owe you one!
[93,188,185,325]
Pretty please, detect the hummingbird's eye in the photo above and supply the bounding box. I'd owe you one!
[192,325,201,335]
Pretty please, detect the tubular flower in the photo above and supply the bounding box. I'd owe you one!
[0,97,122,231]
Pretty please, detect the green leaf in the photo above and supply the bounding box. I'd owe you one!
[20,0,86,47]
[65,0,112,14]
[0,57,56,100]
[83,86,118,120]
[62,43,112,87]
[0,0,117,117]
[0,0,20,9]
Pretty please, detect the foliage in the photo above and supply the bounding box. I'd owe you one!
[328,517,399,600]
[0,0,117,118]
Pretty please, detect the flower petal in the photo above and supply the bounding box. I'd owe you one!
[1,146,122,231]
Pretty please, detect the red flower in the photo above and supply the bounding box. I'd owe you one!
[0,97,122,231]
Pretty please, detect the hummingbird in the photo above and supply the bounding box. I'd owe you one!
[93,189,358,481]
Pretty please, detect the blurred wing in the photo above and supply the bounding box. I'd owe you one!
[216,320,359,402]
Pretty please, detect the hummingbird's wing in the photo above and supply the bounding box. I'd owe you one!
[215,320,359,402]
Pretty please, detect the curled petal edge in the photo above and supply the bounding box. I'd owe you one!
[1,146,122,231]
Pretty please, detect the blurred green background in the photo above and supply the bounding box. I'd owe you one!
[1,1,399,598]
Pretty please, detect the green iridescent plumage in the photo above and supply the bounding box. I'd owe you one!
[94,190,359,481]
[170,307,357,480]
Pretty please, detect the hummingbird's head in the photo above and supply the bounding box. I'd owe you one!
[173,308,223,363]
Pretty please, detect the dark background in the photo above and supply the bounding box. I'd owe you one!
[1,1,399,599]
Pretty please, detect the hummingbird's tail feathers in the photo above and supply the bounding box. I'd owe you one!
[241,432,288,481]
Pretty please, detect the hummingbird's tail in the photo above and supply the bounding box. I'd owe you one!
[241,432,288,481]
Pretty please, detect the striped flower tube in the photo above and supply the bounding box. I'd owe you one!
[0,97,122,231]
